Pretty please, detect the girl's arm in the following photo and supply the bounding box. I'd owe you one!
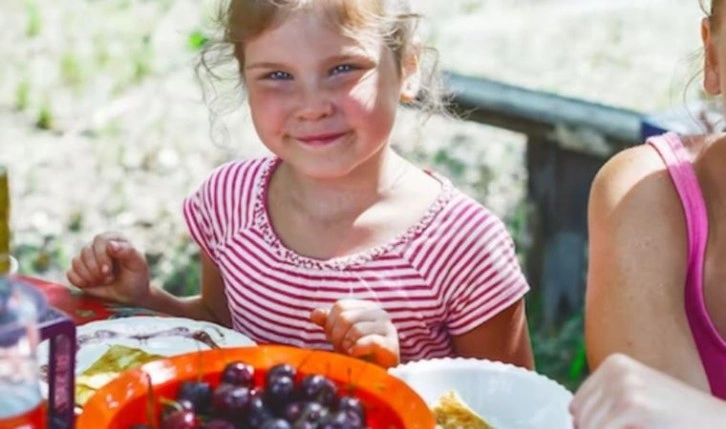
[452,298,534,369]
[144,251,232,327]
[585,145,709,390]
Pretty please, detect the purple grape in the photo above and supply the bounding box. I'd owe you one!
[300,375,337,407]
[247,396,275,427]
[161,399,194,421]
[336,396,365,420]
[295,401,329,425]
[266,364,296,384]
[250,387,263,400]
[283,401,304,421]
[159,409,196,429]
[264,375,295,409]
[177,380,213,413]
[199,420,235,429]
[320,409,364,429]
[260,419,292,429]
[212,384,253,418]
[221,361,255,387]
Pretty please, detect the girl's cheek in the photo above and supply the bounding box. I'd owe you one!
[340,80,380,113]
[249,86,295,111]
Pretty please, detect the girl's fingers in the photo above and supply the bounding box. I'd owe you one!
[80,246,104,281]
[310,308,329,327]
[328,309,360,343]
[107,240,146,272]
[70,256,95,286]
[349,335,384,358]
[311,301,393,354]
[349,334,397,368]
[341,321,382,353]
[90,240,113,277]
[66,268,86,288]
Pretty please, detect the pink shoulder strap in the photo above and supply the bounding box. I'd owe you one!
[646,132,708,284]
[647,132,726,398]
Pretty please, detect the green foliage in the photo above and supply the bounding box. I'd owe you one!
[35,103,53,130]
[14,237,69,276]
[60,52,84,87]
[159,239,201,297]
[187,30,210,51]
[15,81,30,111]
[132,35,153,83]
[68,210,84,233]
[25,1,42,38]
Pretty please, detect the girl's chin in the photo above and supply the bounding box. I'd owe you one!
[282,156,362,181]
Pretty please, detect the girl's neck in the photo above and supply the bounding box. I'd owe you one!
[273,149,410,223]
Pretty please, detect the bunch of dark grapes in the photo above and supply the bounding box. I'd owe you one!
[129,361,367,429]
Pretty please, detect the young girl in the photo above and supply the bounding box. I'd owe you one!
[66,0,533,370]
[580,0,726,401]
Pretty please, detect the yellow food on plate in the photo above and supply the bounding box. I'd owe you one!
[75,345,164,407]
[432,390,494,429]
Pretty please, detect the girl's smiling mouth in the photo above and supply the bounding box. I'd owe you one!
[294,131,350,147]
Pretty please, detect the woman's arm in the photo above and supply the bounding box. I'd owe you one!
[452,298,534,369]
[585,146,709,390]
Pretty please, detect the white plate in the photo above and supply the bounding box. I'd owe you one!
[37,316,256,396]
[389,358,574,429]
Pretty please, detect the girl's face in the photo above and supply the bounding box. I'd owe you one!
[243,10,415,179]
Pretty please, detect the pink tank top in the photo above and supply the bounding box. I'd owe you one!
[648,132,726,399]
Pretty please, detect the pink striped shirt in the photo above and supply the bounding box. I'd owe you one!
[182,157,529,362]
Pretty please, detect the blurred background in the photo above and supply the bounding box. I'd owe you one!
[0,0,710,390]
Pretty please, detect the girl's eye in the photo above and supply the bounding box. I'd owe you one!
[265,71,292,80]
[330,64,357,75]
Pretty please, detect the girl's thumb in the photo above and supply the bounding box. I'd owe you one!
[310,308,329,327]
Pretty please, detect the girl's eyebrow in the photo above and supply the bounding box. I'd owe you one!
[245,61,286,71]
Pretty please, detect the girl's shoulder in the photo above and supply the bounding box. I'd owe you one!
[185,156,275,217]
[422,185,518,258]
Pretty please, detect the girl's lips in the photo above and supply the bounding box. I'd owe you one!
[295,131,349,146]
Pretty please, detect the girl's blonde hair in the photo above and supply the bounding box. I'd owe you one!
[196,0,447,142]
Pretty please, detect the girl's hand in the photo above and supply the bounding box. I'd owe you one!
[570,354,726,429]
[66,232,150,306]
[310,299,400,369]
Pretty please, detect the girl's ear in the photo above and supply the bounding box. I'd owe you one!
[400,43,421,103]
[703,17,722,95]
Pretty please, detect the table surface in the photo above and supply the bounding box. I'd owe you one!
[18,275,157,325]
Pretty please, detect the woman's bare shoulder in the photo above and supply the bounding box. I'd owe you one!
[588,143,688,287]
[593,145,669,199]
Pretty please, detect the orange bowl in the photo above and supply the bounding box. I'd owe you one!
[76,345,435,428]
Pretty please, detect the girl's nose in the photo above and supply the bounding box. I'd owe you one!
[295,86,334,121]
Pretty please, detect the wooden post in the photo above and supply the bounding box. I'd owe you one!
[526,137,607,328]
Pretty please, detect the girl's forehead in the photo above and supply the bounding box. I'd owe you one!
[247,9,382,56]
